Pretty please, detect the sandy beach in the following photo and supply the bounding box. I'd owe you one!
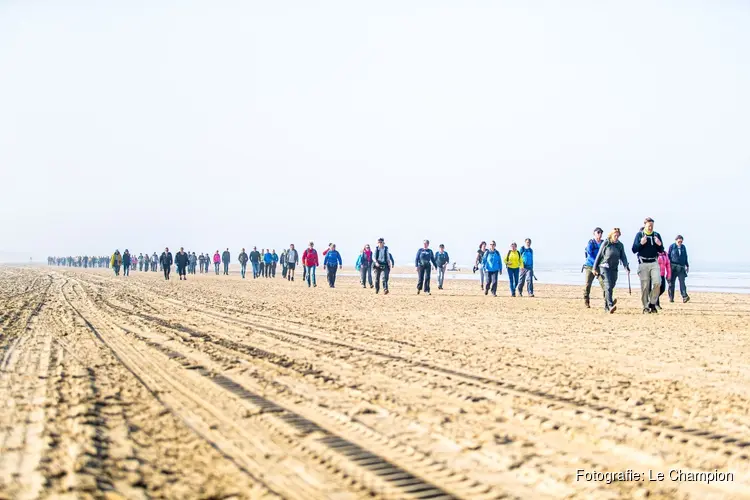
[1,266,749,499]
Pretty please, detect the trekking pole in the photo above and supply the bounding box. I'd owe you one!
[628,273,632,295]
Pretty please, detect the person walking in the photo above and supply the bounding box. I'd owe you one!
[213,251,221,275]
[138,253,144,272]
[189,252,198,274]
[122,250,132,277]
[373,238,393,294]
[204,252,210,273]
[151,252,158,272]
[324,244,343,288]
[259,249,266,277]
[359,244,373,288]
[238,248,249,279]
[111,250,122,276]
[249,247,261,278]
[286,244,299,281]
[198,253,205,274]
[592,228,630,313]
[583,228,606,308]
[632,217,665,314]
[263,249,273,278]
[280,250,288,279]
[271,250,278,277]
[482,241,502,297]
[668,235,690,303]
[222,248,231,275]
[656,250,671,309]
[435,244,450,290]
[475,242,487,290]
[302,242,319,287]
[415,240,437,295]
[175,247,189,280]
[160,247,173,280]
[504,243,522,297]
[517,238,535,297]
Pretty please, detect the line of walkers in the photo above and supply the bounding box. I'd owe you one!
[473,239,536,297]
[583,217,690,313]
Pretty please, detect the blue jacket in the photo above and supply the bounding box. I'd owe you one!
[415,248,436,268]
[435,251,450,267]
[584,239,602,267]
[520,247,534,268]
[482,250,502,272]
[263,252,273,264]
[324,250,342,267]
[272,253,279,263]
[668,243,689,267]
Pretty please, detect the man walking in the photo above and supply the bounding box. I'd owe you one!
[238,248,249,279]
[175,247,189,280]
[668,235,690,303]
[249,247,261,278]
[222,248,231,275]
[435,244,450,290]
[373,238,393,294]
[138,253,144,272]
[302,242,319,287]
[280,250,288,279]
[198,253,205,273]
[415,240,437,295]
[287,244,299,281]
[122,250,132,277]
[151,252,158,272]
[583,228,606,308]
[324,244,343,288]
[482,241,502,297]
[517,238,535,297]
[259,249,266,277]
[271,250,278,277]
[160,247,173,280]
[263,249,273,278]
[632,217,664,313]
[189,252,197,274]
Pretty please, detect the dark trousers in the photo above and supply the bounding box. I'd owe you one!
[360,264,372,287]
[327,265,338,287]
[374,265,390,292]
[264,263,271,277]
[601,267,618,309]
[114,265,120,276]
[178,265,186,277]
[657,276,666,305]
[214,262,220,274]
[485,270,499,295]
[417,265,432,293]
[668,265,688,300]
[282,264,288,278]
[164,266,170,280]
[272,262,277,277]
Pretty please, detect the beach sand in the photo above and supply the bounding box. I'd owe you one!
[1,266,749,499]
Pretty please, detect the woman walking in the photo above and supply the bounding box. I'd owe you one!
[592,228,630,313]
[475,241,487,290]
[213,250,221,275]
[656,250,671,309]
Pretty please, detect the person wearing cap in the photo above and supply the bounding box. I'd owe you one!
[302,241,319,287]
[668,235,690,303]
[160,247,173,280]
[482,241,502,296]
[583,228,606,308]
[434,244,450,290]
[373,238,393,294]
[592,228,630,313]
[632,217,664,313]
[415,239,437,295]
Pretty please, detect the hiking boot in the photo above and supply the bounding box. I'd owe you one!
[649,304,658,313]
[492,293,497,297]
[417,290,421,295]
[609,305,617,314]
[518,290,523,297]
[683,296,690,303]
[438,286,443,290]
[585,298,590,308]
[529,294,535,298]
[484,289,489,296]
[643,308,651,314]
[425,291,431,296]
[370,285,373,288]
[376,289,380,294]
[612,299,617,307]
[384,289,389,295]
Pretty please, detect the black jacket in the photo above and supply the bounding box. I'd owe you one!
[632,231,664,260]
[222,251,230,263]
[160,252,173,267]
[122,252,132,266]
[175,252,189,267]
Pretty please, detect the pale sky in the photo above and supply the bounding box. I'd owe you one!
[1,1,748,266]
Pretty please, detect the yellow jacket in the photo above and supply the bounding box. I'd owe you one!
[504,250,522,269]
[111,253,122,266]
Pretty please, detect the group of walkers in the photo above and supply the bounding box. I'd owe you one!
[472,239,536,297]
[50,219,691,311]
[581,217,690,313]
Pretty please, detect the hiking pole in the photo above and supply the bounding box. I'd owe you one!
[628,273,632,295]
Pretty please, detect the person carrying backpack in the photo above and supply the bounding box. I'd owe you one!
[415,240,437,295]
[302,242,319,287]
[482,241,502,297]
[504,243,522,297]
[373,238,393,294]
[160,248,173,280]
[213,251,221,275]
[517,238,535,297]
[632,217,664,314]
[222,248,231,275]
[656,250,671,309]
[323,244,343,288]
[474,242,487,290]
[434,244,450,290]
[111,250,122,276]
[271,250,278,277]
[122,250,132,277]
[668,235,690,303]
[592,228,630,313]
[175,247,189,280]
[263,249,273,278]
[286,244,299,281]
[359,244,373,288]
[583,227,606,308]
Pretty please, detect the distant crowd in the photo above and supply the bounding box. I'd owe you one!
[48,217,690,313]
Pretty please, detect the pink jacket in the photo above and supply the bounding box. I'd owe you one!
[658,253,672,279]
[213,253,221,263]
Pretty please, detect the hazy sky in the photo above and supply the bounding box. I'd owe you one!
[2,1,748,265]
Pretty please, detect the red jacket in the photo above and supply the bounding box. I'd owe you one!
[302,248,319,267]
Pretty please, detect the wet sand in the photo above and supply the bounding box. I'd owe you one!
[1,266,749,499]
